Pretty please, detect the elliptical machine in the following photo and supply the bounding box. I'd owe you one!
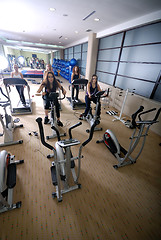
[36,117,99,202]
[96,106,161,169]
[46,92,66,140]
[0,150,24,213]
[80,90,109,133]
[0,87,23,147]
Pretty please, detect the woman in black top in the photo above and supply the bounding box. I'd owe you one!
[71,66,80,102]
[80,74,101,118]
[36,71,66,125]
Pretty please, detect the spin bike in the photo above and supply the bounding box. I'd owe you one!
[81,90,109,133]
[36,117,98,202]
[0,150,24,213]
[0,87,23,147]
[96,106,161,169]
[46,92,66,140]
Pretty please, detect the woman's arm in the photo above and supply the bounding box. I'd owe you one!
[61,86,66,95]
[71,73,74,83]
[87,83,91,98]
[20,72,23,79]
[35,83,44,95]
[97,83,102,92]
[57,80,66,95]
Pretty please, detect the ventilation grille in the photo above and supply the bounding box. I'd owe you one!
[83,11,96,21]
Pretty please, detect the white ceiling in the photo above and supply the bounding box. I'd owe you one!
[0,0,161,54]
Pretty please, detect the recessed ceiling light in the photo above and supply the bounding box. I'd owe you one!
[75,31,78,34]
[49,7,56,12]
[94,18,100,21]
[59,42,61,43]
[65,38,68,40]
[40,39,42,41]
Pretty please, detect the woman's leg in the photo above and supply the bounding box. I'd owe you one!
[55,99,60,119]
[75,85,79,100]
[19,86,26,105]
[92,98,101,117]
[72,86,75,100]
[43,97,50,124]
[84,95,91,117]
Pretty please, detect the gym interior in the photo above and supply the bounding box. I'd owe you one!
[0,1,161,240]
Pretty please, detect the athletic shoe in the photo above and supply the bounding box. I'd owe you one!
[57,120,63,127]
[75,99,78,103]
[44,116,50,124]
[79,113,86,120]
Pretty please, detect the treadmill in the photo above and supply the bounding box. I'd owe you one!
[3,78,32,115]
[67,78,88,110]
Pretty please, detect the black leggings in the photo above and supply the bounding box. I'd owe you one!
[43,95,60,118]
[16,85,26,104]
[84,95,101,117]
[72,85,79,100]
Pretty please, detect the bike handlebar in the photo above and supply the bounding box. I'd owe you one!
[49,92,65,102]
[36,117,55,151]
[82,119,100,147]
[131,106,144,127]
[69,122,82,139]
[0,87,10,103]
[138,107,161,122]
[153,108,161,121]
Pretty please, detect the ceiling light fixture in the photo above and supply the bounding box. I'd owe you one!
[75,31,78,34]
[65,38,68,40]
[49,7,56,12]
[86,29,92,32]
[94,18,100,21]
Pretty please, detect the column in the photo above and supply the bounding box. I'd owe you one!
[85,32,98,80]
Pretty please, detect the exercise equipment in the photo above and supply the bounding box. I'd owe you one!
[70,58,77,66]
[96,106,161,169]
[106,110,118,116]
[21,69,43,78]
[0,87,23,147]
[0,150,24,213]
[113,88,135,126]
[81,90,109,133]
[67,78,88,110]
[46,92,66,141]
[3,78,32,115]
[36,118,98,202]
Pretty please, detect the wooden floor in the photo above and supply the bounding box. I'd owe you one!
[0,77,161,240]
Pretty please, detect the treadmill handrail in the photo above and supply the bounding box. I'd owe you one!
[72,78,88,85]
[3,78,28,86]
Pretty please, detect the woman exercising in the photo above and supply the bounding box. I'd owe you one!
[43,64,54,78]
[11,64,26,107]
[71,66,80,102]
[36,71,66,125]
[80,74,102,119]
